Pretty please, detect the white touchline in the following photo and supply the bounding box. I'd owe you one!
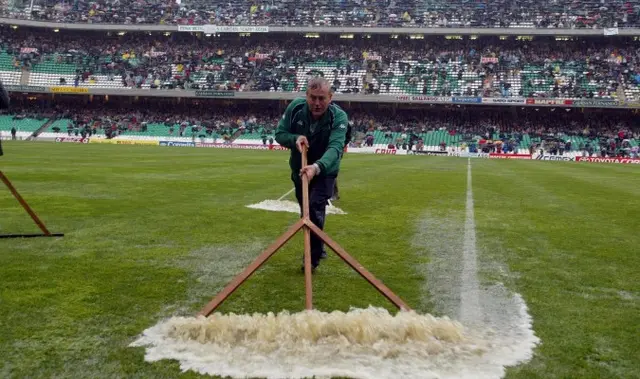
[460,158,482,325]
[277,188,295,201]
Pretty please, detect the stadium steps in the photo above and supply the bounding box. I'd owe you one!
[29,119,56,139]
[20,69,30,85]
[228,128,245,143]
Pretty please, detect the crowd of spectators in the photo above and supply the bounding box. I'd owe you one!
[4,98,639,157]
[7,100,280,141]
[352,107,640,157]
[3,27,640,100]
[2,0,640,29]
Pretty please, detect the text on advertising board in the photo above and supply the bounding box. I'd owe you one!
[489,153,533,159]
[395,95,450,103]
[89,138,116,144]
[449,152,490,158]
[50,86,89,93]
[573,99,620,107]
[115,140,159,146]
[452,97,482,103]
[196,143,287,150]
[177,25,269,33]
[414,150,448,156]
[525,98,573,106]
[481,97,526,104]
[55,137,89,143]
[575,156,640,164]
[535,155,575,161]
[159,141,196,147]
[195,90,235,98]
[5,85,47,93]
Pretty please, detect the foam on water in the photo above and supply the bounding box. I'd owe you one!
[246,199,347,215]
[130,306,535,379]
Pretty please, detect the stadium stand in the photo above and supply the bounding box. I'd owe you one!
[0,4,638,159]
[2,0,640,28]
[1,27,640,101]
[7,97,638,156]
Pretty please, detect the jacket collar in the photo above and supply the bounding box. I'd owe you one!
[305,103,332,127]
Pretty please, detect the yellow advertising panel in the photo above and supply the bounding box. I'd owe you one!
[89,138,116,144]
[50,86,90,93]
[115,140,159,146]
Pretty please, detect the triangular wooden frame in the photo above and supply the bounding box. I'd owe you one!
[198,150,410,316]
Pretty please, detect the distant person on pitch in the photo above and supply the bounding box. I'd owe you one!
[275,77,349,272]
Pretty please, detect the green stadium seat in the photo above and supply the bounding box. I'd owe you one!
[0,115,48,134]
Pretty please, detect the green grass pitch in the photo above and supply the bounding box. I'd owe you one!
[0,141,638,379]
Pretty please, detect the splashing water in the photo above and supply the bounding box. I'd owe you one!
[131,306,532,379]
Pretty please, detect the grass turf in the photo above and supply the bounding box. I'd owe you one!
[0,141,638,379]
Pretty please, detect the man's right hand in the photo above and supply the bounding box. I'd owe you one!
[296,135,309,153]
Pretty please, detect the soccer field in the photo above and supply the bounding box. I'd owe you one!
[0,141,638,379]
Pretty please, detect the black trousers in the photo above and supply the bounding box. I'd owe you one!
[293,175,336,266]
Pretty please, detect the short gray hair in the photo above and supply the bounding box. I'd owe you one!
[307,77,332,93]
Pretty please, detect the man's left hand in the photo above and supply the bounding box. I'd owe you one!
[300,165,318,180]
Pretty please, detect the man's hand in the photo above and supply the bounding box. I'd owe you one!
[296,135,309,153]
[300,165,318,180]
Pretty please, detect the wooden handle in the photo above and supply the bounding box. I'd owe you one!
[301,145,308,167]
[301,146,309,219]
[300,147,313,309]
[0,170,51,236]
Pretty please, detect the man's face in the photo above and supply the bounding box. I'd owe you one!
[306,86,332,119]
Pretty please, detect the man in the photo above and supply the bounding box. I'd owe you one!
[275,77,349,272]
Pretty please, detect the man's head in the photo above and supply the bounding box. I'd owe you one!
[306,77,332,119]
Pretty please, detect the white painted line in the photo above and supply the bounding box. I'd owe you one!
[460,158,482,325]
[418,158,540,378]
[277,188,295,201]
